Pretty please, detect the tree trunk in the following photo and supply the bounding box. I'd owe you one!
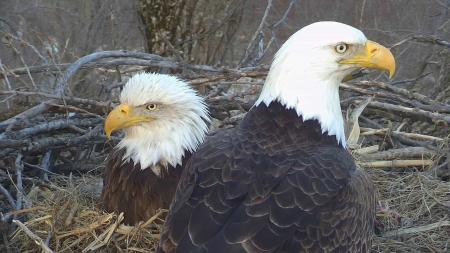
[136,0,247,65]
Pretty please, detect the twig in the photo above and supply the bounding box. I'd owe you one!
[0,124,117,154]
[2,32,49,63]
[15,153,23,211]
[257,0,297,61]
[0,60,12,91]
[359,147,436,161]
[367,101,450,124]
[0,139,29,149]
[0,58,233,79]
[389,72,431,86]
[359,159,434,168]
[353,145,379,155]
[41,151,53,181]
[382,220,450,237]
[0,59,12,109]
[358,81,445,107]
[0,182,16,209]
[239,0,273,66]
[360,127,444,142]
[0,102,52,131]
[341,82,450,113]
[64,201,79,226]
[45,231,53,250]
[2,232,12,253]
[46,103,105,119]
[0,90,112,110]
[0,94,16,104]
[0,118,102,140]
[8,43,37,88]
[54,50,224,96]
[23,162,60,177]
[272,0,296,28]
[411,35,450,48]
[12,219,55,253]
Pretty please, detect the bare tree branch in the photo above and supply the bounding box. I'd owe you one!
[12,219,55,253]
[0,183,16,209]
[239,0,273,66]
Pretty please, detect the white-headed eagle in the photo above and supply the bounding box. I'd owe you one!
[158,22,395,252]
[101,73,210,225]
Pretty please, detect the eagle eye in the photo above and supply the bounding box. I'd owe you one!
[335,43,348,54]
[146,103,158,111]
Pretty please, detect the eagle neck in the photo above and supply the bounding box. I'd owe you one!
[110,146,193,177]
[254,70,345,147]
[246,101,342,147]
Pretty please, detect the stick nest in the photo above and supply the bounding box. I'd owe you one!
[8,175,164,252]
[1,50,449,252]
[6,167,449,252]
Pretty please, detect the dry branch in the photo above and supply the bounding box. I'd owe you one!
[368,101,450,124]
[359,147,436,161]
[0,58,237,79]
[359,81,448,108]
[353,145,379,155]
[0,182,16,209]
[12,219,55,253]
[359,159,434,168]
[341,82,450,113]
[239,0,273,66]
[382,220,450,237]
[360,127,445,142]
[0,90,112,110]
[15,154,23,211]
[0,118,102,140]
[0,102,52,131]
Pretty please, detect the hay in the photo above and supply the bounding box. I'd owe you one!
[4,164,448,252]
[7,175,164,252]
[1,53,449,252]
[369,169,450,252]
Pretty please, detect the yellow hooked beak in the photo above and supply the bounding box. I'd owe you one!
[104,104,152,138]
[340,40,396,79]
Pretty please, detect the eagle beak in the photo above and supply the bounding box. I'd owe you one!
[104,104,152,139]
[340,40,396,79]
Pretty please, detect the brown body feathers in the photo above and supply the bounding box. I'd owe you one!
[101,148,191,225]
[158,102,376,253]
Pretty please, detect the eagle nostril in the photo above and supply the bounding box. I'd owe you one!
[370,48,377,54]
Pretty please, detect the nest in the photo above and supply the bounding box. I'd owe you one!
[370,169,450,252]
[7,175,163,252]
[4,166,449,253]
[1,50,449,252]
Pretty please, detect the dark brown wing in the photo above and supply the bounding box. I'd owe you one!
[158,104,376,253]
[158,133,375,252]
[101,148,183,225]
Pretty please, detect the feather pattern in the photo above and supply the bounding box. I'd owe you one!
[101,73,210,224]
[158,102,376,253]
[101,147,192,224]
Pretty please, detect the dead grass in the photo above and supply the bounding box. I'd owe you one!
[5,164,449,253]
[8,175,164,252]
[369,168,450,253]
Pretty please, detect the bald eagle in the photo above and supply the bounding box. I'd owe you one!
[101,73,209,225]
[158,22,395,253]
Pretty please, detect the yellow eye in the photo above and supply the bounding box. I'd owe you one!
[146,104,157,110]
[335,43,348,54]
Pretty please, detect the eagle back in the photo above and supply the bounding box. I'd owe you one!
[159,101,375,253]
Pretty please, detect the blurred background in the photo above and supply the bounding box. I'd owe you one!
[0,1,449,252]
[1,0,449,99]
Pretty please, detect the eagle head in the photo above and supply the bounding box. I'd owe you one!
[104,73,210,175]
[256,21,396,147]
